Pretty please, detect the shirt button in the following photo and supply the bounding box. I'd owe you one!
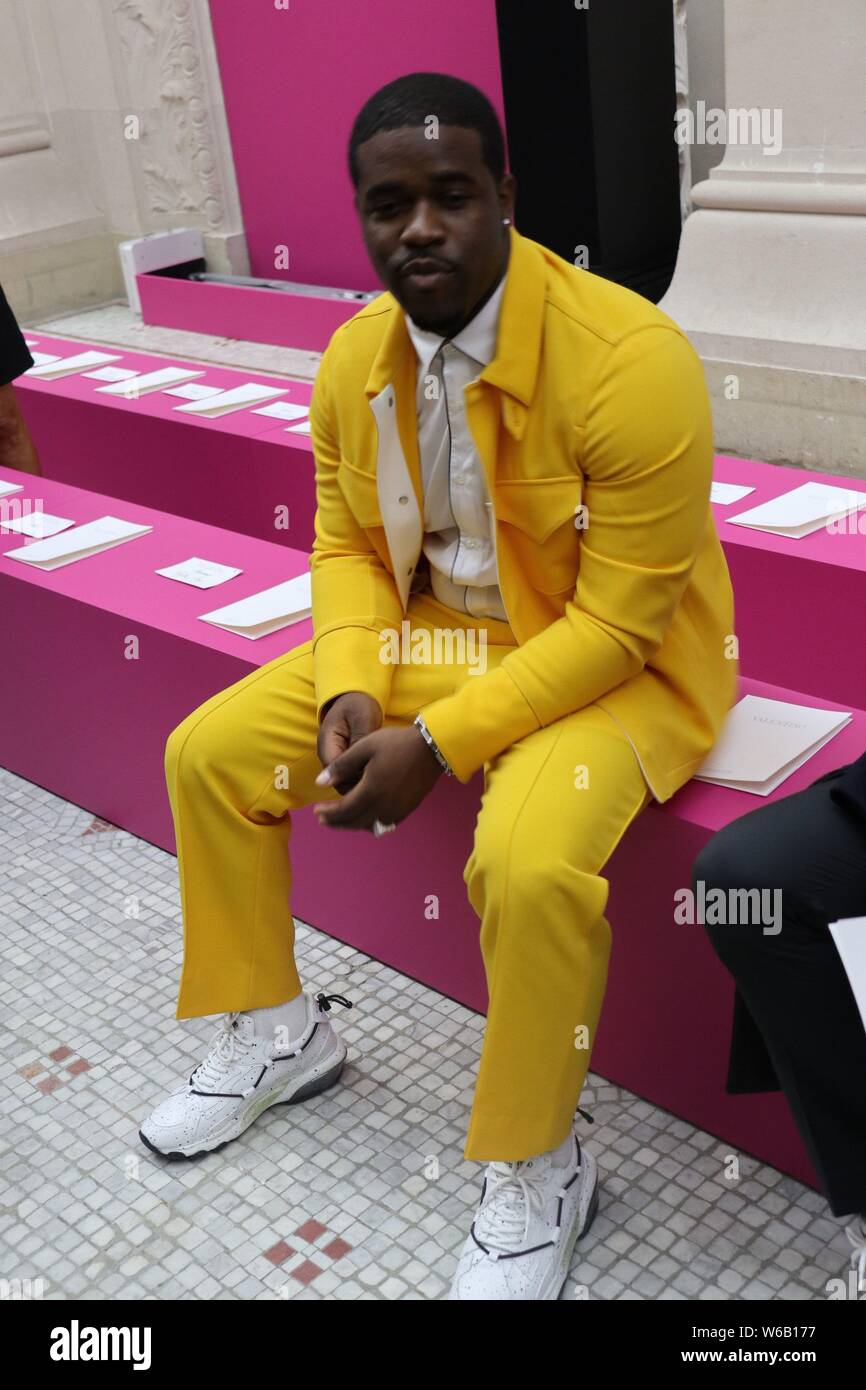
[398,495,408,504]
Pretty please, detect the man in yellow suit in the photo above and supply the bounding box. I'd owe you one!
[140,72,737,1300]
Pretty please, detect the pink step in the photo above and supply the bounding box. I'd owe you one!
[5,466,865,1191]
[16,334,316,551]
[138,272,364,354]
[712,454,866,707]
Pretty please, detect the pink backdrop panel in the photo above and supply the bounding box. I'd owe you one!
[207,0,506,289]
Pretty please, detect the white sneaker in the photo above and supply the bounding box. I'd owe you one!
[450,1120,599,1300]
[139,990,350,1159]
[846,1216,866,1294]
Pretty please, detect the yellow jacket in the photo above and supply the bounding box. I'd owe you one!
[309,226,737,801]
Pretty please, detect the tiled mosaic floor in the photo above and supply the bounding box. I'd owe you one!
[0,765,858,1301]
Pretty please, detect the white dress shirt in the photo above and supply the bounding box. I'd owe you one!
[404,273,508,621]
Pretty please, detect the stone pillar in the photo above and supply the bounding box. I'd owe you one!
[660,0,866,475]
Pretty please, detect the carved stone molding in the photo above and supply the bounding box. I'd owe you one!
[111,0,232,230]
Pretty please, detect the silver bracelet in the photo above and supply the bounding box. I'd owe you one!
[413,715,454,776]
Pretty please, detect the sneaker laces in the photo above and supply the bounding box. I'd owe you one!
[846,1217,866,1293]
[190,1013,256,1093]
[473,1108,590,1255]
[474,1156,555,1253]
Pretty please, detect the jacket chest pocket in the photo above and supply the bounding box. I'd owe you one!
[337,458,384,530]
[494,474,584,594]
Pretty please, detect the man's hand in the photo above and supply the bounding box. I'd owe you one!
[313,723,443,831]
[316,691,383,792]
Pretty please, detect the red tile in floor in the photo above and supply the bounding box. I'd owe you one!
[36,1076,61,1094]
[19,1063,43,1078]
[291,1259,323,1286]
[83,817,116,835]
[49,1047,73,1062]
[295,1218,327,1243]
[66,1059,90,1076]
[323,1237,352,1261]
[263,1240,295,1266]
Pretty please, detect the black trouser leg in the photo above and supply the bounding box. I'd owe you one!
[693,779,866,1217]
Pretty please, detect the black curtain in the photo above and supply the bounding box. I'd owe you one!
[494,0,683,303]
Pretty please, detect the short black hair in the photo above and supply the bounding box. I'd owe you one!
[348,71,506,188]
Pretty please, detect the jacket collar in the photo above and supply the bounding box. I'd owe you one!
[364,227,546,415]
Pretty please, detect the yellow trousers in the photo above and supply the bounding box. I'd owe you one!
[164,590,651,1162]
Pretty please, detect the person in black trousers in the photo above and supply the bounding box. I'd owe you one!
[693,752,866,1285]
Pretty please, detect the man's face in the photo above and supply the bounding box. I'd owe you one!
[354,123,514,336]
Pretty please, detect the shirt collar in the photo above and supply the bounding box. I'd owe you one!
[404,270,507,377]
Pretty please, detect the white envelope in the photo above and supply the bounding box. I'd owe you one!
[711,481,755,506]
[0,479,24,498]
[828,917,866,1036]
[694,694,852,796]
[728,481,866,538]
[252,401,310,421]
[24,350,122,380]
[83,366,139,382]
[172,383,288,417]
[285,420,312,435]
[162,383,223,401]
[4,515,153,570]
[1,511,75,538]
[96,367,205,397]
[199,571,312,638]
[155,556,243,589]
[29,351,62,367]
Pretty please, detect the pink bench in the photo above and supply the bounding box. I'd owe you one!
[4,465,866,1191]
[16,334,316,552]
